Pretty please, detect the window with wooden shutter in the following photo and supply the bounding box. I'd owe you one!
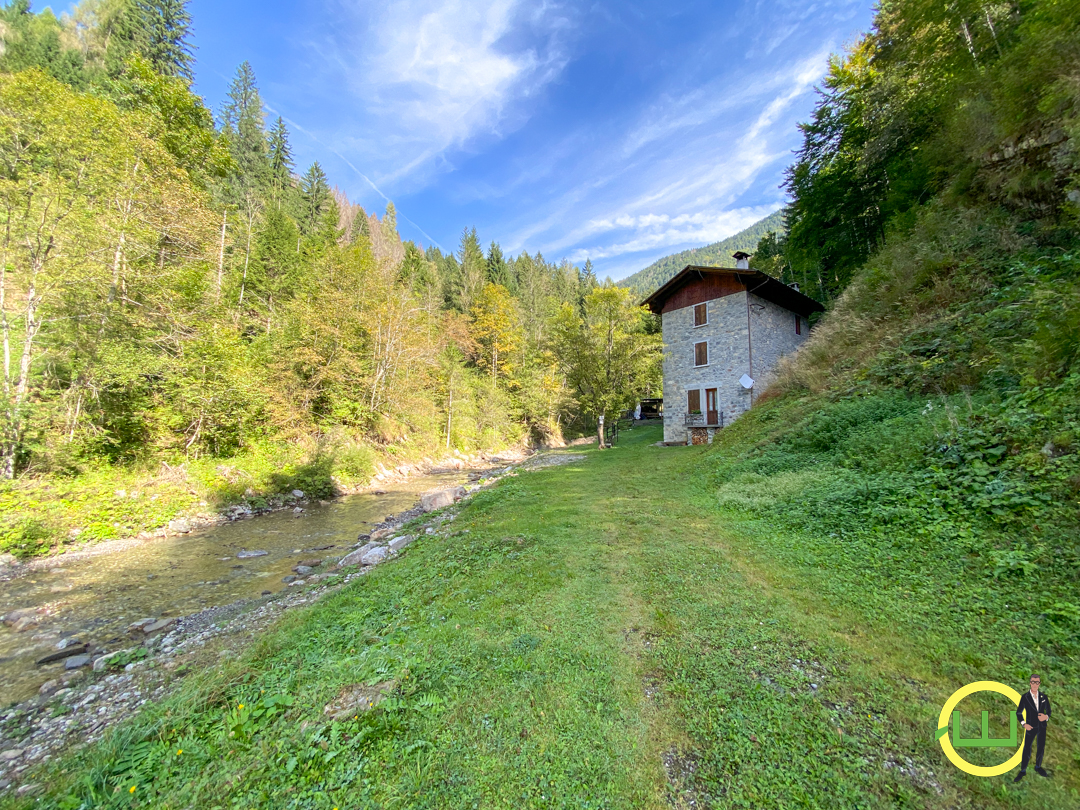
[687,389,701,413]
[694,341,708,366]
[694,303,707,326]
[795,314,802,335]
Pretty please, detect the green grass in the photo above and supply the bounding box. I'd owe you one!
[8,424,1077,808]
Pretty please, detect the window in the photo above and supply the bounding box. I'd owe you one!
[694,341,708,366]
[795,315,802,336]
[694,303,707,327]
[687,389,701,413]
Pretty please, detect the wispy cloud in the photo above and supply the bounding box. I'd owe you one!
[315,0,572,189]
[568,204,780,262]
[521,48,829,268]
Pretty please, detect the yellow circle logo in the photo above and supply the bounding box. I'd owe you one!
[936,681,1023,777]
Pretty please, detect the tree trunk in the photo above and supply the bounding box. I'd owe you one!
[238,211,253,309]
[2,275,41,479]
[217,209,227,300]
[446,386,453,449]
[597,413,606,450]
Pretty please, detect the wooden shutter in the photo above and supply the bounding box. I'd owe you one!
[687,389,701,413]
[694,341,708,366]
[694,303,707,326]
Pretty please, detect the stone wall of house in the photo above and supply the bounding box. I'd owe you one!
[661,290,811,443]
[661,292,751,444]
[747,292,809,392]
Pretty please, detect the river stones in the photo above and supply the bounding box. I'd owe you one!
[35,645,88,666]
[337,544,377,568]
[298,558,322,568]
[360,547,388,566]
[282,575,297,584]
[127,617,175,637]
[388,535,415,553]
[420,489,454,511]
[291,489,305,498]
[2,608,42,632]
[127,618,157,635]
[167,518,193,534]
[64,655,91,670]
[143,618,176,636]
[292,565,313,575]
[236,549,269,558]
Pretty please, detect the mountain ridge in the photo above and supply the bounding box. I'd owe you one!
[618,209,785,297]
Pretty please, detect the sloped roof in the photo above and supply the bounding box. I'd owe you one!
[640,265,824,317]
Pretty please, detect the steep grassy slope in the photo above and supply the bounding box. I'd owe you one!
[618,209,784,297]
[701,202,1080,764]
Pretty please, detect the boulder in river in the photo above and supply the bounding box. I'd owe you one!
[420,489,454,512]
[143,617,176,636]
[237,549,269,558]
[36,645,88,666]
[168,518,193,534]
[337,543,379,567]
[127,619,156,637]
[293,565,314,575]
[64,655,92,670]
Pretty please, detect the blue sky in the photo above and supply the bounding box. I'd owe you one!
[72,1,875,280]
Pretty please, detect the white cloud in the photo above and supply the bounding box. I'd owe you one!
[321,0,570,188]
[568,204,780,262]
[541,49,829,267]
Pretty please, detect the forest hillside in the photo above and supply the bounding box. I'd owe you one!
[0,0,659,559]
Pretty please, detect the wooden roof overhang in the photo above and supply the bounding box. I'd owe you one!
[640,265,825,317]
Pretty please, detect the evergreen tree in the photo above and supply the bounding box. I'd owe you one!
[486,241,510,287]
[0,2,89,88]
[349,206,370,242]
[299,161,331,236]
[219,61,269,194]
[577,258,598,313]
[452,227,486,313]
[136,0,194,81]
[267,116,294,200]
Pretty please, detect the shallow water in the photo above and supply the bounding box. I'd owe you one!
[0,473,463,705]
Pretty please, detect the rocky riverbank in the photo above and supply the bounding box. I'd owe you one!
[0,448,530,584]
[0,449,586,795]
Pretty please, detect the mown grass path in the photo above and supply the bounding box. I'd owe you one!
[11,425,1076,809]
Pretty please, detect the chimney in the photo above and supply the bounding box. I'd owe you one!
[788,282,800,292]
[732,251,750,270]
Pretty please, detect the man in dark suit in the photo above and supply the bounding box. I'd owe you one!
[1014,674,1051,781]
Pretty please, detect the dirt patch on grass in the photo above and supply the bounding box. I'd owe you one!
[663,745,711,809]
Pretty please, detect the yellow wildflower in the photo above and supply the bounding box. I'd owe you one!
[238,703,244,710]
[177,749,183,755]
[129,785,137,794]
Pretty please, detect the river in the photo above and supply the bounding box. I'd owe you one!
[0,472,465,705]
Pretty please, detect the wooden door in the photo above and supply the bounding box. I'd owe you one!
[706,388,718,426]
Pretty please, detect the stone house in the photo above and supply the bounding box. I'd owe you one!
[642,254,824,445]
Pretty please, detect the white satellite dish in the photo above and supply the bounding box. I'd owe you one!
[739,374,755,389]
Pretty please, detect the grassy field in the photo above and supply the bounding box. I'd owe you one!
[8,422,1077,809]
